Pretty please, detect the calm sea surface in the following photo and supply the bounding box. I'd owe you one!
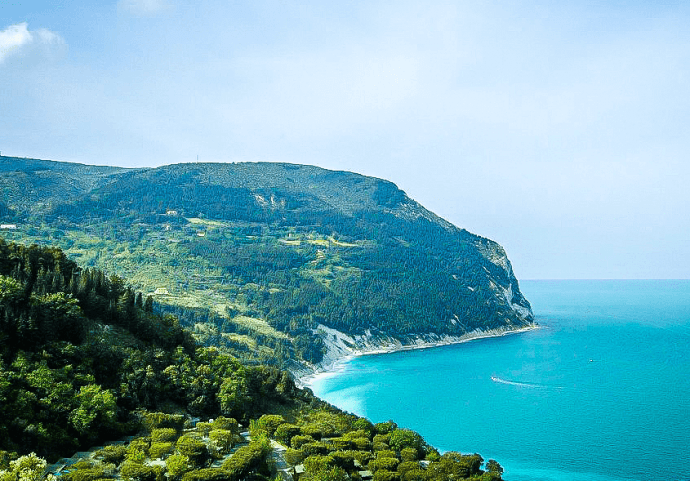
[309,280,690,481]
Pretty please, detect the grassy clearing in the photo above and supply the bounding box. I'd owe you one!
[232,315,290,340]
[279,239,302,246]
[279,234,365,248]
[186,217,229,227]
[307,238,330,246]
[327,235,361,247]
[304,263,362,288]
[221,333,257,349]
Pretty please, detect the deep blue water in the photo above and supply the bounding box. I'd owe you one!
[309,280,690,481]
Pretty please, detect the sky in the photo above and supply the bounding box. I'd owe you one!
[1,1,689,279]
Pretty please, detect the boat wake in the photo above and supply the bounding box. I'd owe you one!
[491,375,562,390]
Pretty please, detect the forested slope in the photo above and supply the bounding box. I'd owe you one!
[0,238,302,458]
[0,239,506,481]
[0,156,533,370]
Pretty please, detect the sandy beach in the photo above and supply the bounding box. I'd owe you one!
[297,323,540,389]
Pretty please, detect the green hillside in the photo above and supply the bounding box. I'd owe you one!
[0,156,533,370]
[0,239,506,481]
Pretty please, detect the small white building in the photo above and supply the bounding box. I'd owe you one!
[0,224,17,229]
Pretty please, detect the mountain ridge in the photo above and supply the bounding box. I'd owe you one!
[1,155,534,372]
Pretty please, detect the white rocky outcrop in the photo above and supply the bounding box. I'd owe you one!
[294,322,539,386]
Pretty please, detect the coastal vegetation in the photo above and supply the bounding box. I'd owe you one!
[0,156,533,373]
[0,239,505,480]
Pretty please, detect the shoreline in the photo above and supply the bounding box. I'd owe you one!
[296,323,540,389]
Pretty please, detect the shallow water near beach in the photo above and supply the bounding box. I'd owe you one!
[309,280,690,481]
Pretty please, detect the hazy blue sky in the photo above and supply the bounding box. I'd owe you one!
[1,1,689,279]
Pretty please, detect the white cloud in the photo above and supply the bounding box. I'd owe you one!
[0,23,33,63]
[0,22,66,64]
[117,0,170,16]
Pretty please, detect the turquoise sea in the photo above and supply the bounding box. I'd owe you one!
[309,280,690,481]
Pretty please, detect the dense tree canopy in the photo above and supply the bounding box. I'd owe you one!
[0,239,314,460]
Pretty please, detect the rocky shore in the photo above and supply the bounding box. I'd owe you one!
[294,323,540,388]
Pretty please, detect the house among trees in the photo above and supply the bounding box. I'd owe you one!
[0,224,17,229]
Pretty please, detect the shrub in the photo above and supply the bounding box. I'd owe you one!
[388,429,425,458]
[351,437,372,451]
[396,461,420,474]
[301,422,335,440]
[400,448,417,462]
[149,442,173,459]
[480,473,504,481]
[126,437,150,463]
[373,434,390,445]
[372,470,400,481]
[176,435,208,467]
[195,422,213,437]
[369,456,400,472]
[352,418,375,435]
[63,467,110,481]
[400,468,426,481]
[425,448,440,462]
[302,455,335,473]
[373,442,389,452]
[486,459,504,476]
[328,451,357,471]
[211,417,239,433]
[425,452,483,479]
[0,453,51,481]
[351,450,375,466]
[376,450,398,459]
[284,448,305,466]
[374,421,397,435]
[165,454,191,480]
[302,411,352,435]
[274,423,301,446]
[180,468,233,481]
[301,465,349,481]
[151,428,178,443]
[254,414,284,436]
[301,442,329,457]
[300,424,321,440]
[94,445,127,466]
[0,450,14,469]
[298,457,350,481]
[208,430,234,456]
[128,438,151,452]
[290,435,314,449]
[120,461,161,481]
[142,412,185,432]
[221,439,270,479]
[325,437,353,451]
